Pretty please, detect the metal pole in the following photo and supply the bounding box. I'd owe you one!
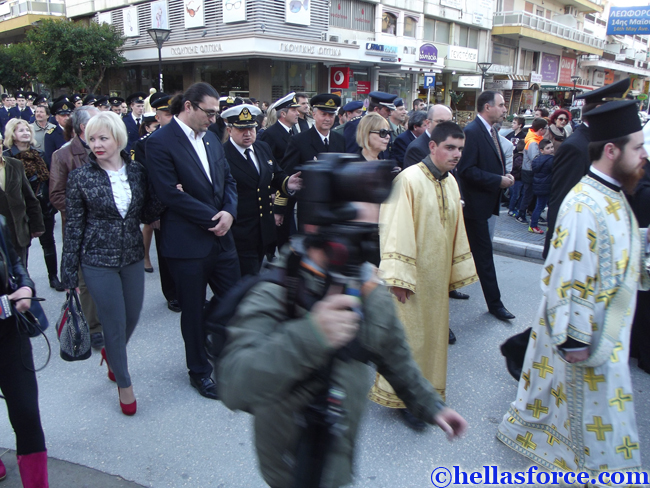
[427,87,431,106]
[158,45,163,92]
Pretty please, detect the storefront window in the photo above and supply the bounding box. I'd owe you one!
[335,71,369,103]
[378,73,413,101]
[404,17,417,37]
[199,60,249,97]
[270,61,318,101]
[382,12,397,34]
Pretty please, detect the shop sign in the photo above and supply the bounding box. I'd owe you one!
[512,81,530,89]
[183,0,204,29]
[458,75,482,88]
[381,57,397,62]
[123,6,139,37]
[604,69,615,85]
[530,72,543,83]
[607,6,650,35]
[330,67,350,89]
[365,43,398,56]
[418,43,438,63]
[223,0,246,23]
[357,81,370,94]
[488,64,513,74]
[151,0,169,28]
[279,43,342,56]
[447,45,478,62]
[558,57,576,85]
[540,53,560,83]
[170,43,223,56]
[440,0,462,9]
[98,11,112,24]
[286,0,310,26]
[485,79,513,90]
[592,71,605,86]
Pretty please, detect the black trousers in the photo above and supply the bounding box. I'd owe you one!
[0,318,46,455]
[464,217,503,311]
[276,198,297,250]
[153,228,176,302]
[238,248,264,278]
[167,242,241,378]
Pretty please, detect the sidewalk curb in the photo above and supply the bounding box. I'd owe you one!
[493,236,544,261]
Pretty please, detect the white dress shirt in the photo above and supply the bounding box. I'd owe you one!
[105,164,132,219]
[231,139,259,173]
[174,116,212,183]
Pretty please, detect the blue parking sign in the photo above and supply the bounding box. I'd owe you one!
[424,73,436,88]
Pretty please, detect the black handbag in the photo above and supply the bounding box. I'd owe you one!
[56,290,91,361]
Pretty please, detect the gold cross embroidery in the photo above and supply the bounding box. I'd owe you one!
[543,264,554,285]
[516,431,537,450]
[604,196,622,221]
[615,436,639,460]
[553,457,569,470]
[590,315,598,332]
[587,229,597,253]
[522,369,531,391]
[572,277,595,299]
[616,249,629,272]
[533,356,554,379]
[551,383,567,407]
[526,399,549,419]
[596,289,618,307]
[610,342,624,363]
[568,250,583,261]
[609,388,633,412]
[557,280,573,299]
[586,416,613,441]
[584,368,605,391]
[546,425,560,445]
[553,227,568,248]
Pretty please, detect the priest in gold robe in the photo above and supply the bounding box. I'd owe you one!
[369,121,478,429]
[498,100,650,485]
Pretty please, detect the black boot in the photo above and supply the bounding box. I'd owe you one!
[44,250,65,292]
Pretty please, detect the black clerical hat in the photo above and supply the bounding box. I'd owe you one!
[577,78,631,105]
[585,100,641,143]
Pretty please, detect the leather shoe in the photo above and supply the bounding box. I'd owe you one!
[399,409,427,431]
[489,307,516,321]
[190,376,219,400]
[90,332,105,349]
[167,300,181,313]
[448,328,457,345]
[49,276,65,292]
[449,289,469,299]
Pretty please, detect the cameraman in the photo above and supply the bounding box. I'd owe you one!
[218,234,467,488]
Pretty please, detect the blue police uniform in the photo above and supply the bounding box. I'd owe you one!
[8,106,33,122]
[43,125,66,168]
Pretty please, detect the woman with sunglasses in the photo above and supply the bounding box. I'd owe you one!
[356,112,393,162]
[547,109,572,153]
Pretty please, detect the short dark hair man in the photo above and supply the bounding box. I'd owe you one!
[292,92,311,134]
[123,92,146,152]
[456,90,515,321]
[393,110,427,167]
[413,98,425,111]
[146,82,241,400]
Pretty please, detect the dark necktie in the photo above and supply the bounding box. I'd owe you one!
[490,127,505,172]
[245,148,259,175]
[324,137,329,151]
[136,117,141,127]
[289,128,294,136]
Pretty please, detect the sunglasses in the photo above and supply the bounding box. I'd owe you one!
[557,117,567,121]
[370,129,393,138]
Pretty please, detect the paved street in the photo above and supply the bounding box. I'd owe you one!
[1,218,649,487]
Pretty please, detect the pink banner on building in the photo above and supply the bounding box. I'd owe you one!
[559,57,577,85]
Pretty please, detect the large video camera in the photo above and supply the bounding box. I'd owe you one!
[297,153,394,277]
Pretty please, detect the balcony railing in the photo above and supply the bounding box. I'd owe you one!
[0,0,66,20]
[493,11,604,50]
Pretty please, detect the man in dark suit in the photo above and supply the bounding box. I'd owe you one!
[404,105,452,168]
[542,78,631,258]
[222,103,302,276]
[276,93,346,231]
[43,99,73,167]
[145,82,240,400]
[292,92,312,134]
[456,91,515,321]
[8,91,33,122]
[393,110,426,167]
[0,94,12,136]
[122,92,146,153]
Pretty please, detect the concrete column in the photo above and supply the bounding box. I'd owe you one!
[248,58,272,102]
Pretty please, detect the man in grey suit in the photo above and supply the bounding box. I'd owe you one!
[403,105,452,168]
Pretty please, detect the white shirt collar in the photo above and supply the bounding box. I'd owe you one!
[279,120,293,133]
[590,166,621,188]
[132,112,142,123]
[174,116,205,141]
[477,114,493,133]
[231,139,252,156]
[315,128,330,143]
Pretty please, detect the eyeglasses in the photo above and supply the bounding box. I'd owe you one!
[556,117,567,121]
[370,129,393,138]
[192,103,218,118]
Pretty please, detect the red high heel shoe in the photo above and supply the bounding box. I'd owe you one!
[100,348,116,382]
[118,387,137,416]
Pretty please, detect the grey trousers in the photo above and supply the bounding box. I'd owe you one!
[82,260,144,387]
[78,265,102,334]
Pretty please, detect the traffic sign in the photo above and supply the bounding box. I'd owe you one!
[424,73,436,88]
[638,94,648,100]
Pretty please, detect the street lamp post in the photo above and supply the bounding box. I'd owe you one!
[571,75,580,104]
[477,62,493,90]
[148,28,172,92]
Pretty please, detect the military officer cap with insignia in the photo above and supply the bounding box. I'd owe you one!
[149,92,171,111]
[221,104,262,128]
[394,97,404,108]
[310,93,341,113]
[342,100,364,113]
[270,92,301,112]
[52,99,74,115]
[142,112,157,126]
[368,91,397,111]
[94,96,110,108]
[25,91,37,102]
[14,91,26,100]
[109,96,125,107]
[83,94,98,106]
[33,95,48,106]
[71,94,83,104]
[126,92,147,106]
[219,96,243,112]
[583,99,642,143]
[53,95,71,104]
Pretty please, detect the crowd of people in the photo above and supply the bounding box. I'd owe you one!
[0,77,648,487]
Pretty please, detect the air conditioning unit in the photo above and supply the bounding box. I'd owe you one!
[564,6,578,17]
[329,35,339,42]
[352,40,358,45]
[343,39,349,44]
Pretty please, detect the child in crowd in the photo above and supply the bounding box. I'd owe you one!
[508,139,526,217]
[516,117,548,225]
[529,138,554,234]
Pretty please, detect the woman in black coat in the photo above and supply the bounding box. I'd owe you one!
[61,111,159,416]
[0,215,48,486]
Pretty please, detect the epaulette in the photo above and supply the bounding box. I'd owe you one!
[348,114,364,123]
[130,149,136,161]
[138,132,150,142]
[45,127,55,134]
